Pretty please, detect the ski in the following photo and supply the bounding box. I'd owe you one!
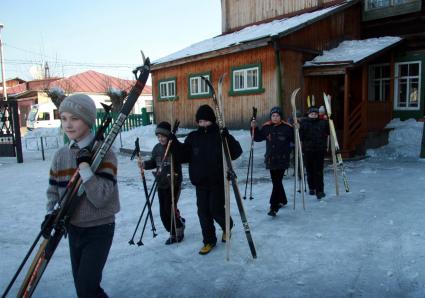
[202,75,257,259]
[243,107,257,200]
[3,56,151,298]
[323,93,350,193]
[290,88,306,210]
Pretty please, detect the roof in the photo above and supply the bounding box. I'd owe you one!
[304,36,402,67]
[153,1,357,68]
[48,70,152,95]
[2,71,152,99]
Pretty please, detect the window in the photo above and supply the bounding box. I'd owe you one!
[230,64,264,95]
[369,64,390,102]
[188,73,211,98]
[365,0,415,10]
[158,78,177,100]
[394,61,421,110]
[37,112,50,121]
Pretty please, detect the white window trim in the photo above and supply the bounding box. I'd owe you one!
[369,63,390,102]
[394,60,421,111]
[159,80,176,99]
[189,75,210,96]
[232,66,260,92]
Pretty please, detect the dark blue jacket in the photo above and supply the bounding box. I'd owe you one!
[253,120,294,170]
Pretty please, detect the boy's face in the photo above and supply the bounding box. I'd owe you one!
[60,111,91,142]
[198,120,212,127]
[308,112,318,119]
[271,113,281,124]
[157,134,168,146]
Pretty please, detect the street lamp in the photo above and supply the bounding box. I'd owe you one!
[0,23,8,101]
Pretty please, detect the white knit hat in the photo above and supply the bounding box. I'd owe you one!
[59,94,97,127]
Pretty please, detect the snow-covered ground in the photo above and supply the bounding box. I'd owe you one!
[1,119,424,298]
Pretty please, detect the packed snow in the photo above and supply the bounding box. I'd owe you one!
[304,37,402,66]
[1,118,424,297]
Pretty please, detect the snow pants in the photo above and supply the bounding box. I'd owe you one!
[304,150,325,193]
[68,223,114,298]
[269,169,288,211]
[196,185,233,245]
[157,183,184,236]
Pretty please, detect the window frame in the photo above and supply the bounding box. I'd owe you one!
[368,63,391,102]
[188,72,212,99]
[394,60,421,111]
[157,77,178,101]
[229,63,265,96]
[365,0,416,11]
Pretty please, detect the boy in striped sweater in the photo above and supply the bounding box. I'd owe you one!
[43,94,119,298]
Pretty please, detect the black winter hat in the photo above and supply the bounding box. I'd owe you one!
[307,106,319,114]
[270,106,282,118]
[196,104,216,123]
[155,121,171,137]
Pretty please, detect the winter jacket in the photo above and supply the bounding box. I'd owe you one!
[253,120,294,170]
[144,142,182,189]
[299,117,329,152]
[176,123,242,187]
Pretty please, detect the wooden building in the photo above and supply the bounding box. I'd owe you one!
[151,0,418,156]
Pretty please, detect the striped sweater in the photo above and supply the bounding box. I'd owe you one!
[46,142,120,228]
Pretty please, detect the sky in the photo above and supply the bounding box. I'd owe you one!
[0,0,222,81]
[1,119,425,297]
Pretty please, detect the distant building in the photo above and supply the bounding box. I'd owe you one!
[1,71,152,127]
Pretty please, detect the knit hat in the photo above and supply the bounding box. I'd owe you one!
[270,106,282,118]
[307,106,319,114]
[155,121,171,137]
[59,94,97,127]
[196,104,216,123]
[319,105,326,113]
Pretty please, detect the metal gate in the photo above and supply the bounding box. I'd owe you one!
[0,100,23,162]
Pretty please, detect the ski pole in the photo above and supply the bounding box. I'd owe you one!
[128,178,158,245]
[137,183,158,246]
[131,138,157,239]
[249,107,257,200]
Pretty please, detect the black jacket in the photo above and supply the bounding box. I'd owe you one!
[144,143,182,189]
[253,120,294,170]
[299,117,329,152]
[176,123,242,187]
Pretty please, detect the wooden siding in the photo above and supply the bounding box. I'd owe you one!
[151,47,278,128]
[221,0,347,33]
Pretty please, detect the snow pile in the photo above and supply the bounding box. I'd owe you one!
[367,118,423,159]
[304,37,402,66]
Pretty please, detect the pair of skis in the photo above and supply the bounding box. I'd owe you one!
[290,88,306,210]
[2,56,151,298]
[202,75,257,260]
[322,93,350,195]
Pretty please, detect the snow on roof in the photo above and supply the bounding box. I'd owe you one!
[304,36,402,67]
[153,3,348,66]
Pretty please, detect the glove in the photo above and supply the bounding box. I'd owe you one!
[76,148,92,166]
[41,213,56,239]
[221,127,230,138]
[169,133,178,143]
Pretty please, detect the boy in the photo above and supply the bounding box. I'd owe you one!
[43,94,119,298]
[175,104,242,255]
[251,106,294,216]
[299,106,329,199]
[140,121,185,245]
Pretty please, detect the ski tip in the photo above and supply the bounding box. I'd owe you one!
[219,73,227,83]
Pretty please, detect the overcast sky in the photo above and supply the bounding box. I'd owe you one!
[0,0,222,81]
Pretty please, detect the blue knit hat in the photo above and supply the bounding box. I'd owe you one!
[270,106,282,118]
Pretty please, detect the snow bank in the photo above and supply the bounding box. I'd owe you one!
[367,118,423,159]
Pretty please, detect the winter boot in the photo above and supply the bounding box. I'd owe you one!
[316,192,326,200]
[309,189,316,195]
[199,243,216,255]
[176,226,185,242]
[267,208,277,217]
[165,236,177,245]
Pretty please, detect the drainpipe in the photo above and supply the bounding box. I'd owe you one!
[0,23,8,101]
[272,38,284,117]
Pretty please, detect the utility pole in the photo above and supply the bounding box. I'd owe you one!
[0,23,7,101]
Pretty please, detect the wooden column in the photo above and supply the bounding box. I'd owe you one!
[362,64,368,135]
[343,70,350,151]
